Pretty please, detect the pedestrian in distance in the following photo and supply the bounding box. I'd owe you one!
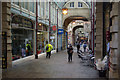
[67,45,73,62]
[77,42,80,52]
[83,42,87,52]
[45,41,53,59]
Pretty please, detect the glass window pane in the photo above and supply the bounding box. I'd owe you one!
[78,2,82,7]
[70,2,74,7]
[13,0,19,5]
[24,2,28,9]
[21,2,24,8]
[29,2,34,12]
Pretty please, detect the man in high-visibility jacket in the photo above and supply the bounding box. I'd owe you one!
[26,42,32,56]
[45,41,53,58]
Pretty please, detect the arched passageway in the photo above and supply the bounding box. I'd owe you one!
[72,25,84,46]
[62,16,90,49]
[62,0,90,49]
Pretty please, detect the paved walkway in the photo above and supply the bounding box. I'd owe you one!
[2,48,99,78]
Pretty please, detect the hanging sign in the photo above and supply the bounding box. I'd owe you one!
[52,25,56,31]
[58,29,64,34]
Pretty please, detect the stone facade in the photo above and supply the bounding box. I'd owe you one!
[95,2,120,78]
[95,2,103,60]
[0,2,2,79]
[109,2,120,78]
[2,2,12,68]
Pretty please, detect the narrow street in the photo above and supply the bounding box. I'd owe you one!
[3,48,98,78]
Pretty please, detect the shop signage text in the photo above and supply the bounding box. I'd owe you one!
[50,36,55,39]
[52,25,56,31]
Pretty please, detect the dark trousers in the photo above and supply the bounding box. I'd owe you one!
[68,53,73,62]
[46,51,51,58]
[77,47,80,52]
[84,48,86,52]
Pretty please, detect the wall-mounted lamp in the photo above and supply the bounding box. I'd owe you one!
[62,8,68,15]
[39,23,42,26]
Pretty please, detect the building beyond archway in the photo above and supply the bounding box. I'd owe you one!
[62,0,90,49]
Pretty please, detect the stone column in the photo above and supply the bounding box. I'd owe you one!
[118,2,120,78]
[95,2,103,60]
[109,2,119,78]
[62,27,67,50]
[2,2,12,68]
[0,1,2,79]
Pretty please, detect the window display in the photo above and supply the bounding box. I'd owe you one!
[11,28,34,60]
[37,31,48,53]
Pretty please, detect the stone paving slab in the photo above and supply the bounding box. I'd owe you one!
[2,49,99,78]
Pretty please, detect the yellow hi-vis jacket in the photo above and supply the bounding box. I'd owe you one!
[45,44,53,52]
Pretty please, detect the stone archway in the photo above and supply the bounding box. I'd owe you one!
[72,25,83,46]
[62,0,90,49]
[62,16,89,49]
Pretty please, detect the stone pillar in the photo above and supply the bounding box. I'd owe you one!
[118,2,120,78]
[62,27,67,50]
[2,2,12,68]
[95,2,103,60]
[62,30,66,50]
[109,2,119,78]
[0,1,2,79]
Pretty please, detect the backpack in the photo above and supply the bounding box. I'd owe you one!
[83,44,87,48]
[46,45,49,51]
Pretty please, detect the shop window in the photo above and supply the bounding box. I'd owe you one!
[24,2,28,10]
[21,2,24,8]
[11,15,34,60]
[78,2,82,7]
[70,2,74,7]
[13,0,19,5]
[37,31,48,53]
[29,2,34,12]
[11,29,34,60]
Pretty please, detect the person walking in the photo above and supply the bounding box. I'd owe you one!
[83,42,87,52]
[77,42,80,52]
[67,45,73,62]
[45,41,53,59]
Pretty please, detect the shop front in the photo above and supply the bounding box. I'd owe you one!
[37,23,48,54]
[50,25,57,50]
[11,14,34,60]
[58,29,64,51]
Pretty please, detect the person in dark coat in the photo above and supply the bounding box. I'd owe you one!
[83,42,87,52]
[67,45,73,62]
[77,42,80,52]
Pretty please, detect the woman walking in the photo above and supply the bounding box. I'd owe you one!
[67,45,73,62]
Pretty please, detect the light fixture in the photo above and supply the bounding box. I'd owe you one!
[39,23,42,26]
[80,22,84,25]
[62,8,68,15]
[72,22,75,25]
[37,32,40,35]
